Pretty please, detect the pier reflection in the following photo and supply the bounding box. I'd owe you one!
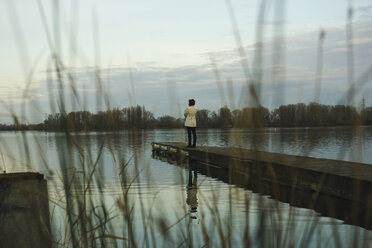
[186,169,198,219]
[152,151,372,230]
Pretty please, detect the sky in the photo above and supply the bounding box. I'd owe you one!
[1,0,372,123]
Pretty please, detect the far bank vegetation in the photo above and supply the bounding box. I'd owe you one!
[3,102,372,131]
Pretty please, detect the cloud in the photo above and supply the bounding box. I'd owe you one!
[229,20,372,108]
[356,5,372,18]
[2,18,372,123]
[336,38,372,46]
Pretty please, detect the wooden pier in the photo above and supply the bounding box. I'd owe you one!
[152,142,372,205]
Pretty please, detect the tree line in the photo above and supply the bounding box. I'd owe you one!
[1,102,372,131]
[192,102,372,128]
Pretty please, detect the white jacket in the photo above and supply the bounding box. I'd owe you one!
[184,106,197,127]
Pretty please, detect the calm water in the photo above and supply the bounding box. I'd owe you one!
[0,127,371,247]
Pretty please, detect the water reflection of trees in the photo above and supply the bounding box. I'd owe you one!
[271,127,358,160]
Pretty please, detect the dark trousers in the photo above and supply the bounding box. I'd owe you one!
[186,127,197,146]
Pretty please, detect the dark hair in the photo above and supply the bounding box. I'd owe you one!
[188,99,195,106]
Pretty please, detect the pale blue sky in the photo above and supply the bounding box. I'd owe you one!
[1,0,372,123]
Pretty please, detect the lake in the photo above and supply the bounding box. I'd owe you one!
[0,127,371,247]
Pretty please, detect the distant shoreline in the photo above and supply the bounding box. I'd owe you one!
[2,102,372,131]
[1,125,371,133]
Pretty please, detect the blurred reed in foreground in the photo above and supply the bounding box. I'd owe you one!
[0,0,371,247]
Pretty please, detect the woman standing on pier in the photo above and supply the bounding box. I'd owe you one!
[184,99,197,147]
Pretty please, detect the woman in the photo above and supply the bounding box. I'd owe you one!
[184,99,197,147]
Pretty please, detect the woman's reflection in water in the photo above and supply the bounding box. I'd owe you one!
[186,168,198,219]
